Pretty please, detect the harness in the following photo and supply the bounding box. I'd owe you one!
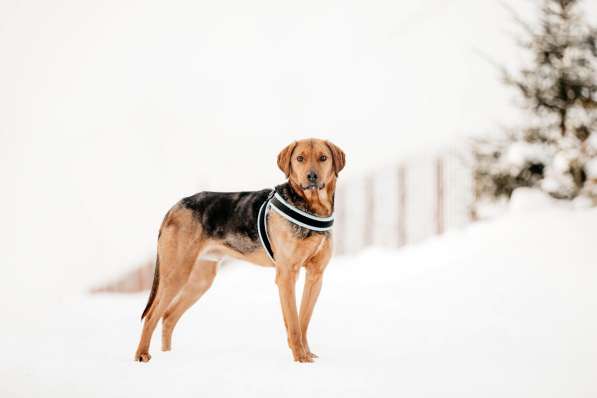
[257,190,334,262]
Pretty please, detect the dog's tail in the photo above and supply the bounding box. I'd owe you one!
[140,207,177,320]
[141,254,160,320]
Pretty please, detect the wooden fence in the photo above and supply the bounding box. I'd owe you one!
[90,260,154,294]
[334,150,474,254]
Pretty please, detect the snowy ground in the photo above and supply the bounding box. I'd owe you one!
[2,195,597,397]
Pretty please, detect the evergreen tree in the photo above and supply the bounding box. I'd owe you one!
[473,0,597,203]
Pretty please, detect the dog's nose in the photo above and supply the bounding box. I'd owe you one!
[307,171,318,182]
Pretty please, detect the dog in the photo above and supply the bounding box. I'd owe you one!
[134,138,345,363]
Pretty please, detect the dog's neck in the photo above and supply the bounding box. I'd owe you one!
[276,180,335,218]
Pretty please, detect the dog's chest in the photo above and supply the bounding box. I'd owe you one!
[287,220,318,239]
[268,211,329,257]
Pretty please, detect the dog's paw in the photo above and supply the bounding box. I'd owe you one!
[293,351,315,363]
[301,342,318,359]
[295,355,314,363]
[134,352,151,362]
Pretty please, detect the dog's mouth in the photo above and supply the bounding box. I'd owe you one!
[302,183,325,191]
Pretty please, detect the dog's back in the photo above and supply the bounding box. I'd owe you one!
[180,190,270,242]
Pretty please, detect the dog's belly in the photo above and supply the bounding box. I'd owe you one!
[198,253,223,262]
[199,244,274,268]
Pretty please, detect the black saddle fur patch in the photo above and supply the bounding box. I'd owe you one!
[180,183,329,254]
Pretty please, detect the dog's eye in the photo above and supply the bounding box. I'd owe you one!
[296,155,304,162]
[319,155,327,162]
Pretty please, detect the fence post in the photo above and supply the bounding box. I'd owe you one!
[435,157,445,235]
[364,174,375,248]
[335,187,345,255]
[397,165,407,247]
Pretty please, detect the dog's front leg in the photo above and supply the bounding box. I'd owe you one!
[299,239,331,359]
[275,267,312,363]
[298,267,324,359]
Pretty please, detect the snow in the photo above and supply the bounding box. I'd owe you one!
[585,158,597,179]
[502,142,551,170]
[3,197,597,397]
[509,187,556,212]
[587,133,597,153]
[553,151,573,174]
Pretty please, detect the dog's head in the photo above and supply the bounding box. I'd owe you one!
[277,138,345,192]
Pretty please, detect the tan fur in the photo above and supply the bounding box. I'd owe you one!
[134,138,345,363]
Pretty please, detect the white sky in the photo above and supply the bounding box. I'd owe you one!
[1,0,596,309]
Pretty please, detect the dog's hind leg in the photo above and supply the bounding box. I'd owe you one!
[161,258,219,352]
[134,253,199,361]
[134,211,204,363]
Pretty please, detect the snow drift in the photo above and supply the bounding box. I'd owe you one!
[2,192,596,397]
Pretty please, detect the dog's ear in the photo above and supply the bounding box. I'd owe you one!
[325,140,346,176]
[277,141,297,178]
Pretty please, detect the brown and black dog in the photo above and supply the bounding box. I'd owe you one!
[134,138,345,363]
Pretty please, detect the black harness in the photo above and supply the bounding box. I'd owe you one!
[257,190,334,262]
